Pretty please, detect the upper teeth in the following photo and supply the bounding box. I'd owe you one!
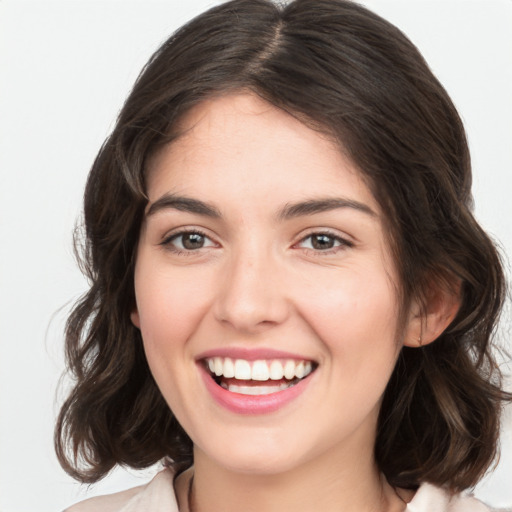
[206,357,313,381]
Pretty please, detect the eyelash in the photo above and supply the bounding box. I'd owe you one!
[295,231,354,255]
[160,229,353,256]
[160,229,215,256]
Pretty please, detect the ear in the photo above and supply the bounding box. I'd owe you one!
[130,308,141,329]
[403,279,461,348]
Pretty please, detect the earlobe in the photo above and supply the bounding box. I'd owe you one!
[403,280,461,348]
[131,309,141,329]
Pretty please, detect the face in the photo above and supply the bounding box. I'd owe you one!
[132,93,414,476]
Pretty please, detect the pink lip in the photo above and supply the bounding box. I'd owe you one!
[198,363,314,415]
[196,347,312,361]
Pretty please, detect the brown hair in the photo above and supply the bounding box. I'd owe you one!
[55,0,510,490]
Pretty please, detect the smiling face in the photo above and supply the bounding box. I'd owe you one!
[132,93,415,477]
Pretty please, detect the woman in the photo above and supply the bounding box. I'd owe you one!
[56,1,511,510]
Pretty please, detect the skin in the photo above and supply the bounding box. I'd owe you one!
[131,93,456,512]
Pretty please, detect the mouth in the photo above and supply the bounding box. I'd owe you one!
[203,357,317,396]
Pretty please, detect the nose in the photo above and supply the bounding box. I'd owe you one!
[213,245,290,334]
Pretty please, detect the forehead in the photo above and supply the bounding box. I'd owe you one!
[146,93,379,215]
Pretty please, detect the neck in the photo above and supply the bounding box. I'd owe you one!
[176,443,406,512]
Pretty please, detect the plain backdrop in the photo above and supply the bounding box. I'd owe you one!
[0,1,511,511]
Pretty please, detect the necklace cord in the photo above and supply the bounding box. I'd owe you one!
[187,473,194,512]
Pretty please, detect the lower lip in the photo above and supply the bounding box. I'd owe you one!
[199,365,313,415]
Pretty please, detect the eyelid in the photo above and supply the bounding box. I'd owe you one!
[159,226,219,254]
[293,229,354,253]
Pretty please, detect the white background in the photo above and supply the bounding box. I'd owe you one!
[0,1,511,510]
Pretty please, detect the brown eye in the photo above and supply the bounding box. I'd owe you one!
[310,234,336,250]
[181,233,206,249]
[162,231,216,252]
[297,232,353,252]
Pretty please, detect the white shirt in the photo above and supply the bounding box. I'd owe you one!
[65,468,510,512]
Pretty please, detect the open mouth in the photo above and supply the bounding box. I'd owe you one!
[203,357,317,396]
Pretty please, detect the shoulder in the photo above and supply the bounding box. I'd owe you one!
[407,482,511,512]
[64,468,178,512]
[63,485,143,512]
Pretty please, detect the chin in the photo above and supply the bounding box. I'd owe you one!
[194,432,308,476]
[217,453,301,477]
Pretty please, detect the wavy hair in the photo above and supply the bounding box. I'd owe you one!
[55,0,510,490]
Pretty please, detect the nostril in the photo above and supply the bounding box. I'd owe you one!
[212,263,290,331]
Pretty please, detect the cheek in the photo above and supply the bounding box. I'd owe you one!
[133,265,214,415]
[133,262,213,361]
[297,264,400,359]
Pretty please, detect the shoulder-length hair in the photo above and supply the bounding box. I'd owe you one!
[55,0,510,490]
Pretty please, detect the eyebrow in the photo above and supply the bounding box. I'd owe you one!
[146,194,376,220]
[146,194,221,218]
[278,198,376,220]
